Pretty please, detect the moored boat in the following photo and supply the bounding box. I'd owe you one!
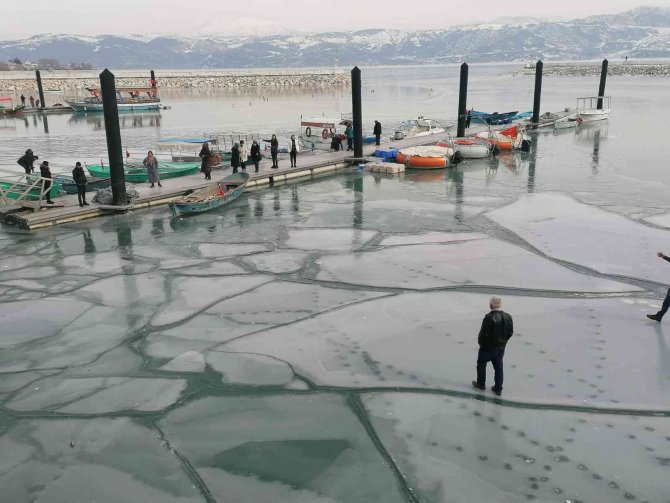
[392,117,446,140]
[298,117,347,150]
[0,96,25,115]
[471,110,519,125]
[0,179,62,200]
[437,137,493,159]
[577,96,611,123]
[522,108,580,129]
[66,85,160,112]
[396,146,454,169]
[169,172,249,217]
[86,161,199,182]
[53,175,112,194]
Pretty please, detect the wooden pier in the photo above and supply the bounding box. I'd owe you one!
[0,132,454,230]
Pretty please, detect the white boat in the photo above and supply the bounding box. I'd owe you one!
[437,137,493,159]
[577,96,611,123]
[392,117,447,140]
[298,117,347,151]
[522,108,580,129]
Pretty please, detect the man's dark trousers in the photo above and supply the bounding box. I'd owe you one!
[656,288,670,319]
[476,346,505,392]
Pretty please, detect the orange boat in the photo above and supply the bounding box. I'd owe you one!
[476,125,518,151]
[396,146,454,169]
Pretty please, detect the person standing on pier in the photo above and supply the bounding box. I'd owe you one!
[289,135,299,167]
[199,142,212,180]
[472,296,513,396]
[270,134,279,169]
[72,161,89,206]
[250,140,261,172]
[17,149,38,174]
[39,161,54,205]
[29,95,35,108]
[239,140,248,172]
[647,251,670,322]
[345,122,353,151]
[20,94,26,107]
[373,121,382,146]
[466,109,472,129]
[231,143,241,174]
[143,151,162,188]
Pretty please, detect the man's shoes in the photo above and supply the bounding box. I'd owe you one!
[647,314,662,322]
[150,184,155,188]
[472,381,485,391]
[158,183,162,187]
[491,387,502,396]
[83,202,89,206]
[271,166,278,169]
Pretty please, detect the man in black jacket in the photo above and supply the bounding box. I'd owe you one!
[17,149,38,174]
[647,251,670,322]
[472,296,513,396]
[373,121,382,145]
[39,161,54,205]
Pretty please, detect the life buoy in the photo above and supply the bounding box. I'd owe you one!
[209,153,221,167]
[322,129,328,140]
[305,126,312,137]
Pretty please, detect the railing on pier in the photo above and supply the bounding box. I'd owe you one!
[0,169,57,210]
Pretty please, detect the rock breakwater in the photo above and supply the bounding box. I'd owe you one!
[0,70,350,92]
[512,63,670,77]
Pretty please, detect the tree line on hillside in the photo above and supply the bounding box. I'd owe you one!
[0,58,93,71]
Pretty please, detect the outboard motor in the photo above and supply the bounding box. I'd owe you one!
[520,139,531,152]
[452,151,464,165]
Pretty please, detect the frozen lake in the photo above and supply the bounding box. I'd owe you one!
[0,64,669,502]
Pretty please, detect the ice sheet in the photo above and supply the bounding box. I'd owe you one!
[316,237,639,292]
[363,393,670,503]
[242,249,313,273]
[7,377,187,413]
[206,351,294,386]
[159,395,405,502]
[0,418,203,502]
[488,193,670,283]
[285,228,377,251]
[227,292,670,409]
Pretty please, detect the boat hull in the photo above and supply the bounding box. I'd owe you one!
[0,180,62,200]
[54,176,112,194]
[169,172,249,217]
[396,146,453,169]
[66,101,160,112]
[579,109,610,122]
[86,162,199,182]
[437,139,492,159]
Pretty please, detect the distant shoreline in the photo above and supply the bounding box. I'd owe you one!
[0,69,350,92]
[512,62,670,77]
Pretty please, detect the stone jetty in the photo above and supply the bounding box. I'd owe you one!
[512,62,670,77]
[0,69,350,92]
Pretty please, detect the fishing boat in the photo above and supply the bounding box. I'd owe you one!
[396,146,454,169]
[298,117,347,151]
[522,108,581,129]
[86,161,199,182]
[392,117,447,140]
[437,137,493,159]
[65,86,160,112]
[155,137,224,165]
[0,97,25,115]
[0,179,62,201]
[53,175,112,194]
[169,172,249,217]
[470,110,519,125]
[577,96,611,123]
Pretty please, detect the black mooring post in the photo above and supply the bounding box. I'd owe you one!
[99,69,127,205]
[150,69,155,81]
[456,62,469,138]
[531,60,543,125]
[597,59,608,110]
[351,66,363,158]
[35,70,46,109]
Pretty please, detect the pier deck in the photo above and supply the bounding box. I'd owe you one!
[0,131,462,230]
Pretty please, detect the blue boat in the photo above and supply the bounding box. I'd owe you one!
[470,110,519,125]
[168,172,249,217]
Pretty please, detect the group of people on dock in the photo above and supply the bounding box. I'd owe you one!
[19,94,40,108]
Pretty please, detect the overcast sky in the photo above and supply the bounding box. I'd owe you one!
[3,0,669,39]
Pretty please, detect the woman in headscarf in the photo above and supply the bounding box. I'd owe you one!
[230,143,240,174]
[143,151,162,188]
[270,134,279,169]
[250,140,261,172]
[199,142,212,180]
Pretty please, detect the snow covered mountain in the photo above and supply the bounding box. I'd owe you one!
[1,6,670,69]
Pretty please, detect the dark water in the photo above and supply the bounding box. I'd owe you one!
[0,64,669,502]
